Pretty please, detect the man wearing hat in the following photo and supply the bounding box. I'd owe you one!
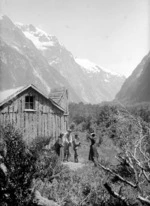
[62,128,72,162]
[54,132,64,161]
[72,134,81,163]
[88,133,99,166]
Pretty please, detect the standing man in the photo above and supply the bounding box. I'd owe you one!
[72,134,81,163]
[54,133,64,161]
[62,129,72,162]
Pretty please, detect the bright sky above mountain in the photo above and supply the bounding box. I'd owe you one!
[1,0,149,77]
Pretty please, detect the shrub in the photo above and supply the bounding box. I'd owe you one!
[0,124,37,206]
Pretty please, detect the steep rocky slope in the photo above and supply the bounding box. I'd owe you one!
[116,51,150,104]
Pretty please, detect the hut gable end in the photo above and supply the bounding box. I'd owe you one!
[0,84,67,143]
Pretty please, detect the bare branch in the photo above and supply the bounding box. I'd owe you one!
[97,162,137,188]
[137,195,150,205]
[79,192,91,206]
[125,152,139,184]
[143,171,150,183]
[104,183,129,205]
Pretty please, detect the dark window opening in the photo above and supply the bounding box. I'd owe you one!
[25,95,35,109]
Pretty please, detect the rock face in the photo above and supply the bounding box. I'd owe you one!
[0,15,125,103]
[116,51,150,104]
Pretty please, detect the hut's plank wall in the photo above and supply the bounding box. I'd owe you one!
[0,88,67,143]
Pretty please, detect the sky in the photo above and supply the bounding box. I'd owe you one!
[0,0,149,77]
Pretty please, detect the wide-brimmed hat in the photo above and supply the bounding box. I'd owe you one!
[90,133,95,137]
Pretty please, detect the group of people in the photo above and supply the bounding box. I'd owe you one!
[54,129,99,166]
[54,129,81,163]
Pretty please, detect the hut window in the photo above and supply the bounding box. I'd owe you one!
[25,95,35,109]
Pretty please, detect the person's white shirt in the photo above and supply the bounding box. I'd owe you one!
[62,131,72,144]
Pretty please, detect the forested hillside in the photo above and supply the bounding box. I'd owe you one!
[69,101,150,129]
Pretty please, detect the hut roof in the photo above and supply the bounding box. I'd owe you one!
[0,86,24,104]
[49,87,67,104]
[0,84,65,112]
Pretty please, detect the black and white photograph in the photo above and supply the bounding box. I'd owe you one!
[0,0,150,205]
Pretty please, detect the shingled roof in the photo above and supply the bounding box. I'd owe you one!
[49,87,67,105]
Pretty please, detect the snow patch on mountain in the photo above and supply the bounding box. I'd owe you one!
[75,58,100,73]
[75,58,123,77]
[102,68,123,77]
[24,31,54,50]
[16,23,57,50]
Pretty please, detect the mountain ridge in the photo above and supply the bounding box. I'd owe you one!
[116,51,150,104]
[0,15,125,103]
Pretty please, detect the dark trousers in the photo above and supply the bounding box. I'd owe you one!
[64,143,70,161]
[74,149,78,163]
[89,144,99,166]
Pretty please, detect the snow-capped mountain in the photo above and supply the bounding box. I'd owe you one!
[75,58,122,77]
[0,15,80,102]
[75,58,101,73]
[0,15,125,103]
[17,22,125,103]
[116,51,150,104]
[16,23,58,50]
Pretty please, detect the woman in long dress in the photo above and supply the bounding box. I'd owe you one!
[88,133,99,166]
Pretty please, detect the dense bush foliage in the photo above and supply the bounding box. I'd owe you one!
[0,125,36,206]
[0,125,62,206]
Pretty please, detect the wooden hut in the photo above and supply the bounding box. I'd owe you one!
[0,84,69,144]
